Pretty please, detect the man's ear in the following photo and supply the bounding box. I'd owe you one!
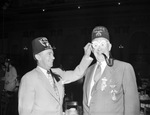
[108,43,112,51]
[35,54,41,61]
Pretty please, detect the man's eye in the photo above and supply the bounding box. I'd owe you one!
[100,42,106,47]
[93,44,98,47]
[49,52,52,55]
[92,44,98,49]
[101,43,105,46]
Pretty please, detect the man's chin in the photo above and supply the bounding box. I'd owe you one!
[49,65,53,68]
[96,56,104,62]
[96,54,103,58]
[50,64,53,68]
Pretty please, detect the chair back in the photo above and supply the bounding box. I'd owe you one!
[0,81,4,93]
[65,101,78,110]
[145,107,150,115]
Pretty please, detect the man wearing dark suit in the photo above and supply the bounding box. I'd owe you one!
[83,26,140,115]
[18,37,93,115]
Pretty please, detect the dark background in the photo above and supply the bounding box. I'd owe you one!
[0,0,150,106]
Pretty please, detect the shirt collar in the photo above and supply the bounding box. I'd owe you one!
[101,60,107,68]
[97,60,106,67]
[38,66,48,77]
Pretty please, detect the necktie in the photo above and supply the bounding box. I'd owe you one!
[47,71,55,87]
[94,63,101,83]
[47,71,59,97]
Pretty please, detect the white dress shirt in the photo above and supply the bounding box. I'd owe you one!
[38,66,54,87]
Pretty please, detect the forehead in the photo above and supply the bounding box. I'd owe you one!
[92,37,109,43]
[40,49,53,55]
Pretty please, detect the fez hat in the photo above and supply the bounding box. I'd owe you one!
[91,26,109,41]
[32,37,52,56]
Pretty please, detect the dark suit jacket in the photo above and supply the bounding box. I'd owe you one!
[18,56,92,115]
[83,60,140,115]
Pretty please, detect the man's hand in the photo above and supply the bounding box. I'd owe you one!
[84,43,92,57]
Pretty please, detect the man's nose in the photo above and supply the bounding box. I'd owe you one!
[97,46,102,51]
[52,55,55,59]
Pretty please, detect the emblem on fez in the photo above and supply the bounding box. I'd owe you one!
[95,30,102,37]
[39,38,50,47]
[94,27,105,37]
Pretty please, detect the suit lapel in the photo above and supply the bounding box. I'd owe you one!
[86,65,96,102]
[35,67,60,103]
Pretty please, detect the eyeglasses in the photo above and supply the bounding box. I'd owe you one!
[92,40,108,50]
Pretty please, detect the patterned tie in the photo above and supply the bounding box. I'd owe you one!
[47,71,59,97]
[47,71,54,87]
